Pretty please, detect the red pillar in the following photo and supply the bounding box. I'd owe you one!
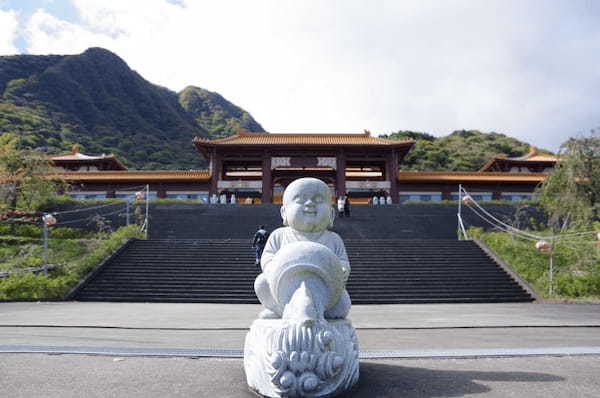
[387,150,399,203]
[442,185,452,201]
[209,148,220,198]
[335,150,346,198]
[261,153,272,203]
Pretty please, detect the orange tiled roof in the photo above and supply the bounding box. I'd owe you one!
[58,170,210,182]
[479,146,558,171]
[194,129,414,147]
[512,146,559,162]
[398,171,547,183]
[49,144,127,170]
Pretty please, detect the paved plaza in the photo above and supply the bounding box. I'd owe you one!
[1,301,599,397]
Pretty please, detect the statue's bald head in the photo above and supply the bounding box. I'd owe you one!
[282,178,331,205]
[281,178,334,232]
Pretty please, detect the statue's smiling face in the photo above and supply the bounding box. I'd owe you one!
[282,178,332,233]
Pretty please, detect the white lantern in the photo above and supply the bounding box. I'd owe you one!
[535,240,550,253]
[135,191,144,200]
[42,214,57,226]
[462,195,473,205]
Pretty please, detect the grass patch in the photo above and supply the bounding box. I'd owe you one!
[0,225,143,300]
[469,226,600,300]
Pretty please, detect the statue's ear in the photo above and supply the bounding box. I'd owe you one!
[329,206,335,228]
[280,205,288,226]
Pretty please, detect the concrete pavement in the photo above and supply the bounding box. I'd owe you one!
[1,301,599,397]
[2,355,599,398]
[1,301,599,329]
[1,325,600,351]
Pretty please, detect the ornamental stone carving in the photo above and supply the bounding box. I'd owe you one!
[244,178,359,397]
[272,157,291,169]
[217,180,263,189]
[346,180,391,190]
[244,301,359,397]
[316,157,337,169]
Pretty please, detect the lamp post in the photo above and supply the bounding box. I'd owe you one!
[41,214,57,276]
[536,239,554,295]
[145,184,149,239]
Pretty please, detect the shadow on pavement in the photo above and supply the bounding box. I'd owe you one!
[346,361,565,398]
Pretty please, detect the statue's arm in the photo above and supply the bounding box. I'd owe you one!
[332,233,351,278]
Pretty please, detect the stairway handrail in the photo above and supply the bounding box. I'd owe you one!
[457,183,469,240]
[457,213,469,240]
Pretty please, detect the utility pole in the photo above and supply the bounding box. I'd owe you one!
[457,184,462,240]
[43,219,49,276]
[549,240,555,296]
[145,184,149,239]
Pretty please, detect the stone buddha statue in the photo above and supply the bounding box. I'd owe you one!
[245,178,359,397]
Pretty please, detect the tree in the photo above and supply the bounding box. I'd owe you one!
[0,133,65,214]
[537,130,600,231]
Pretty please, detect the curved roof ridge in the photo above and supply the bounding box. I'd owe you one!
[193,131,414,146]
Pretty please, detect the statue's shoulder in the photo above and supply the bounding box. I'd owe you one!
[268,227,290,242]
[324,230,343,243]
[271,227,290,236]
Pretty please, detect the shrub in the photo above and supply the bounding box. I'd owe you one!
[48,227,85,239]
[0,224,143,300]
[0,224,42,238]
[0,273,76,300]
[470,226,600,299]
[70,224,142,276]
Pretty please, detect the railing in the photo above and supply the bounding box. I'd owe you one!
[0,263,64,279]
[457,183,469,240]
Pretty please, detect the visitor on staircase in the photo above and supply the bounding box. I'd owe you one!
[337,196,345,217]
[252,225,270,268]
[343,194,351,217]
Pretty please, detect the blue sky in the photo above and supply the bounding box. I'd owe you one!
[0,0,599,152]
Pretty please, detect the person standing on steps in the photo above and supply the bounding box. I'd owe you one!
[252,225,269,267]
[343,194,351,217]
[337,196,345,217]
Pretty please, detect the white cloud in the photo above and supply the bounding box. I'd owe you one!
[25,8,114,55]
[19,0,600,150]
[0,9,19,55]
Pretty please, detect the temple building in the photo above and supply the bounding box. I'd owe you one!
[51,144,127,172]
[193,130,413,203]
[55,130,557,203]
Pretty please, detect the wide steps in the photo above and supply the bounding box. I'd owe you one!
[72,238,534,304]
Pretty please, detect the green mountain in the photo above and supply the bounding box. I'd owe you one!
[381,130,552,171]
[179,86,265,138]
[0,48,265,170]
[0,48,548,173]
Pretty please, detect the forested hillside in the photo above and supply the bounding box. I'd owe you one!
[0,48,265,170]
[0,48,549,172]
[382,130,551,171]
[179,86,265,138]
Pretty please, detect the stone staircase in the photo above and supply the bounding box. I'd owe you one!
[147,202,544,240]
[72,238,534,304]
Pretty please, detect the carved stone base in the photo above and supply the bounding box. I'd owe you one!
[244,318,359,397]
